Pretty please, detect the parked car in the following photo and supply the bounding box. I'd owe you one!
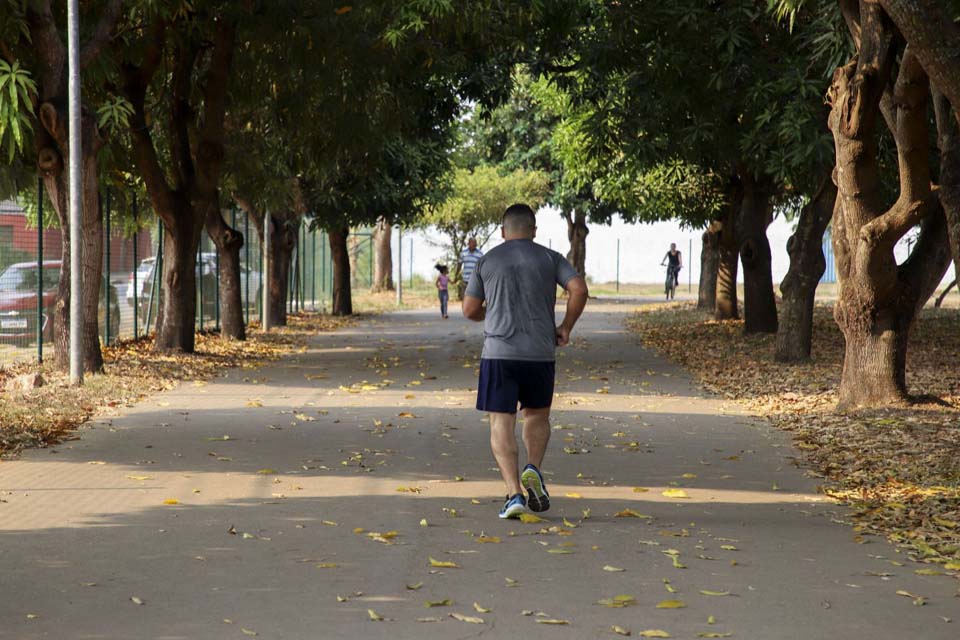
[0,261,121,345]
[126,257,155,306]
[137,253,261,326]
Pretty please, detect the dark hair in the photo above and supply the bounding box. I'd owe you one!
[434,263,448,274]
[502,203,536,232]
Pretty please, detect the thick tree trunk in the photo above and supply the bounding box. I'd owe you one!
[372,217,394,292]
[932,92,960,283]
[266,216,296,327]
[737,174,778,334]
[828,10,952,409]
[564,210,588,276]
[154,214,203,351]
[329,227,353,316]
[205,203,245,340]
[36,103,103,372]
[697,223,720,310]
[715,182,741,320]
[775,175,837,362]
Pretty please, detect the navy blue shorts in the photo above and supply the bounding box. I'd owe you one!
[476,359,555,414]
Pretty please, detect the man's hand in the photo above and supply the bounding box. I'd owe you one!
[462,294,486,321]
[556,325,571,346]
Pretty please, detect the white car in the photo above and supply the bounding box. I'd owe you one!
[136,253,262,319]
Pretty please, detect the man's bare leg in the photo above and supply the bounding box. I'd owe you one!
[489,411,522,495]
[521,407,551,468]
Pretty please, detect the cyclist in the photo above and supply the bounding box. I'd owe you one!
[661,243,682,299]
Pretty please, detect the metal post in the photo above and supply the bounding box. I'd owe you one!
[37,177,43,363]
[197,243,203,330]
[67,0,83,384]
[368,232,373,289]
[311,229,317,310]
[132,195,138,339]
[320,229,326,301]
[243,209,250,325]
[616,238,620,293]
[397,225,403,305]
[104,189,111,346]
[688,237,692,293]
[215,241,220,331]
[263,213,271,330]
[300,222,306,310]
[409,238,413,288]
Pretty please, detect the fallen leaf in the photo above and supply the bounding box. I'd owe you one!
[476,536,501,544]
[598,595,637,608]
[633,487,650,493]
[256,468,276,475]
[611,625,632,636]
[700,590,731,597]
[162,498,179,505]
[638,631,671,638]
[429,557,459,569]
[520,513,547,524]
[473,602,491,613]
[450,613,484,624]
[241,629,258,637]
[614,509,653,519]
[425,599,452,608]
[367,609,384,621]
[316,563,338,569]
[406,583,423,591]
[130,596,144,605]
[661,489,690,499]
[537,619,570,625]
[603,565,626,572]
[655,600,687,609]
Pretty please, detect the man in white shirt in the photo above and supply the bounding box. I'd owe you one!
[459,237,484,289]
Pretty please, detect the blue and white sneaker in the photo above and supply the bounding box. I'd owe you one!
[521,463,550,513]
[499,493,527,519]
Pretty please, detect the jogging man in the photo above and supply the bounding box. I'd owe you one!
[463,204,589,519]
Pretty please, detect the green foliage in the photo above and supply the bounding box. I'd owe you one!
[419,165,549,270]
[0,58,36,163]
[96,96,134,139]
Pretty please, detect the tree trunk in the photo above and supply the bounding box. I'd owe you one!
[154,213,203,351]
[775,175,837,362]
[564,210,588,276]
[329,226,353,316]
[205,203,245,340]
[35,103,104,373]
[828,10,952,409]
[932,92,960,284]
[715,182,741,320]
[697,223,720,310]
[266,216,296,327]
[372,217,394,292]
[737,174,778,334]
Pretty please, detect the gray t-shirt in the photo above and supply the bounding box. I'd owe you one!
[465,239,579,361]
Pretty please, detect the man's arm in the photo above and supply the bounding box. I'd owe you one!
[463,294,485,321]
[556,276,588,346]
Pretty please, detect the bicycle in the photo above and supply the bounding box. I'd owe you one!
[664,264,680,300]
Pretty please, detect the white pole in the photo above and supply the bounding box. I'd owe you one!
[396,225,403,306]
[67,0,83,385]
[262,213,271,330]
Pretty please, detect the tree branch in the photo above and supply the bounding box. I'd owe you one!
[195,17,236,195]
[25,0,65,99]
[168,41,198,193]
[80,0,122,69]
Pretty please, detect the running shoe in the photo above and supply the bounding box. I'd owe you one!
[499,493,527,519]
[521,463,550,513]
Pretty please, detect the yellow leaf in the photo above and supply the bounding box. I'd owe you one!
[127,475,151,481]
[316,563,338,569]
[536,619,570,625]
[473,602,491,613]
[245,400,263,407]
[707,616,717,625]
[720,545,738,551]
[353,527,365,534]
[130,596,144,605]
[944,562,960,571]
[429,557,459,569]
[566,492,583,498]
[633,487,650,493]
[661,489,690,499]
[420,519,429,527]
[638,631,671,638]
[367,609,384,621]
[681,473,697,479]
[476,536,501,544]
[603,565,626,572]
[700,590,730,597]
[563,517,579,528]
[656,600,687,609]
[914,568,943,576]
[162,499,179,505]
[241,629,258,637]
[547,548,574,554]
[256,469,276,475]
[406,583,423,590]
[450,613,484,624]
[425,599,452,608]
[614,509,653,518]
[321,520,338,526]
[611,625,632,636]
[597,595,637,608]
[519,513,547,524]
[398,412,418,418]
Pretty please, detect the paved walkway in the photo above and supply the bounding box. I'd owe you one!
[1,301,957,639]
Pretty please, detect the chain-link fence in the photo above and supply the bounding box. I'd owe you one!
[0,190,373,367]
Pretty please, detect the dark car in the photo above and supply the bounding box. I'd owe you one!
[0,261,121,345]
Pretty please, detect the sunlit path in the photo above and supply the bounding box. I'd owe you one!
[1,301,956,639]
